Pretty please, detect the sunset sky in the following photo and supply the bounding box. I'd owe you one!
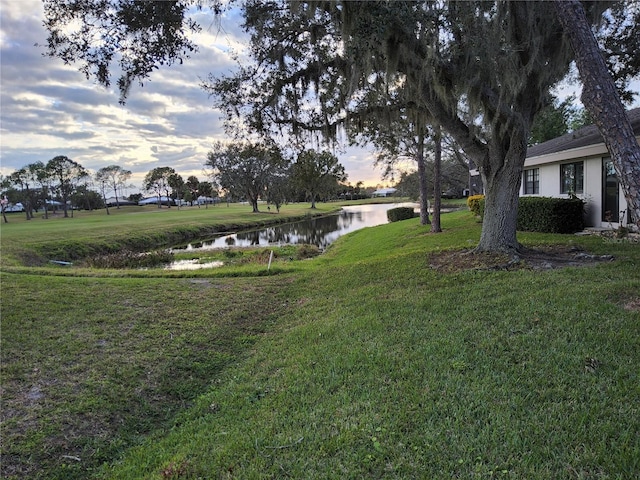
[0,0,387,195]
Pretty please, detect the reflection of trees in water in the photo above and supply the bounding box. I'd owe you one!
[172,204,406,251]
[235,211,356,248]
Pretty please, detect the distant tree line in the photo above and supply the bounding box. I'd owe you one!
[1,144,358,221]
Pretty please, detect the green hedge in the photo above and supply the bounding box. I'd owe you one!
[387,207,417,222]
[517,196,585,233]
[473,196,584,233]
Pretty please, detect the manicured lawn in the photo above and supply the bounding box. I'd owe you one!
[1,207,638,479]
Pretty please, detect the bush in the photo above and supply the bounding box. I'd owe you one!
[518,197,585,233]
[83,249,174,269]
[466,195,485,216]
[387,207,417,222]
[296,244,322,259]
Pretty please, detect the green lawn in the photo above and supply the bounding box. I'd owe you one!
[1,206,638,479]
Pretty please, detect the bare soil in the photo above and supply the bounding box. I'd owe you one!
[428,245,615,273]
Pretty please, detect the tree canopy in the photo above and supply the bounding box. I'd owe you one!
[95,165,132,209]
[43,1,640,248]
[144,166,177,207]
[47,155,89,217]
[205,141,289,213]
[291,150,346,209]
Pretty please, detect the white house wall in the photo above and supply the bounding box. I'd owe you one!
[522,131,640,229]
[521,153,627,228]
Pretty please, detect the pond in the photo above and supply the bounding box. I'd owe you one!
[172,203,417,253]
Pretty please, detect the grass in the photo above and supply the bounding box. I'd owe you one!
[1,204,639,479]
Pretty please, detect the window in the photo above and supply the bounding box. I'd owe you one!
[560,161,584,194]
[602,157,619,222]
[523,168,539,194]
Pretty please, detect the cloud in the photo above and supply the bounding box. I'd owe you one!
[0,0,383,191]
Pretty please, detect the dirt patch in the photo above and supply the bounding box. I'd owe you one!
[429,245,614,273]
[623,297,640,312]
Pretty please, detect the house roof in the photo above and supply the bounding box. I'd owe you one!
[372,188,397,194]
[526,107,640,159]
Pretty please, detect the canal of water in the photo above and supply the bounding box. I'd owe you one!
[172,203,417,252]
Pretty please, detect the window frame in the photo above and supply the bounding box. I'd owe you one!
[560,161,584,195]
[523,168,539,195]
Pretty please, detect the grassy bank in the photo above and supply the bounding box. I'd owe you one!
[1,207,639,478]
[0,202,341,267]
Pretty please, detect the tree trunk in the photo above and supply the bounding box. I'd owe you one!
[475,146,524,254]
[554,0,640,229]
[23,190,32,220]
[103,193,110,215]
[416,130,431,226]
[43,190,49,219]
[431,125,442,233]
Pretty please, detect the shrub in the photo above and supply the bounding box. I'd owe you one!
[296,244,322,259]
[387,207,417,222]
[83,249,174,269]
[517,197,585,233]
[466,195,485,216]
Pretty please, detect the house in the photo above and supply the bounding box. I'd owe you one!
[521,107,640,229]
[104,197,138,207]
[371,187,397,198]
[138,196,175,206]
[3,202,24,212]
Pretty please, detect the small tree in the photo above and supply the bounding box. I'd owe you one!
[205,141,289,213]
[265,166,291,213]
[143,167,176,208]
[128,193,143,203]
[95,165,132,209]
[197,181,215,208]
[29,161,53,219]
[71,184,103,210]
[168,172,185,208]
[0,176,9,223]
[95,173,111,215]
[8,168,34,220]
[185,175,200,206]
[291,150,346,209]
[46,155,88,218]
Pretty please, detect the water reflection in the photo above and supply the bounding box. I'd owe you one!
[164,259,224,270]
[173,203,415,252]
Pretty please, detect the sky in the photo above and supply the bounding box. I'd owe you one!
[0,0,386,195]
[1,1,638,196]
